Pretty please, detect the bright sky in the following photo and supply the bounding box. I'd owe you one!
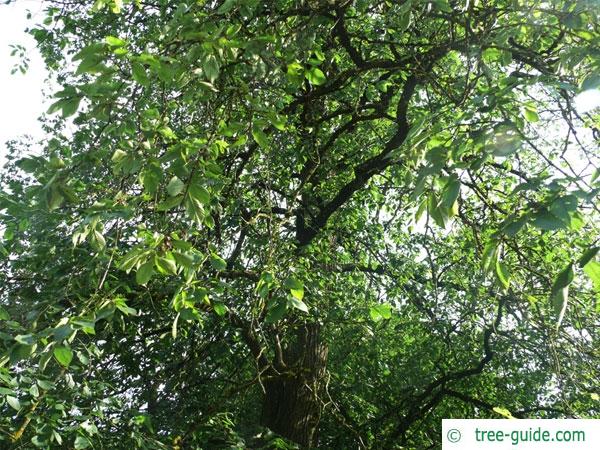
[0,1,47,168]
[575,89,600,113]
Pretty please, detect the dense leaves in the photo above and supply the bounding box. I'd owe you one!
[1,0,599,448]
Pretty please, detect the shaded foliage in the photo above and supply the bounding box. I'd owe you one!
[1,0,600,448]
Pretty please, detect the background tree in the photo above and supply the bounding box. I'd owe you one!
[1,0,599,448]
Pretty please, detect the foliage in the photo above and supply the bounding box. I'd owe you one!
[1,0,599,448]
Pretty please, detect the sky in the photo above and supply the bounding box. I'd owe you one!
[0,0,47,168]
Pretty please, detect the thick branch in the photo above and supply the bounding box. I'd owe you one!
[297,75,419,246]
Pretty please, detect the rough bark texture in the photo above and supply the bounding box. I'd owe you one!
[261,323,329,448]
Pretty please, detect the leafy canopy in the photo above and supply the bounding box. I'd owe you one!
[1,0,599,448]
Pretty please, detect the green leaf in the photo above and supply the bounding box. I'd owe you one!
[136,261,154,285]
[198,81,218,92]
[0,305,9,321]
[482,240,499,274]
[583,261,600,290]
[287,61,303,77]
[432,0,453,13]
[184,195,205,224]
[140,165,161,194]
[503,216,527,237]
[156,195,183,211]
[180,306,202,321]
[440,177,460,209]
[369,303,392,322]
[75,53,104,74]
[288,297,309,313]
[173,251,194,269]
[265,299,288,323]
[255,272,273,299]
[38,351,52,372]
[15,334,36,345]
[567,211,584,231]
[37,380,54,390]
[47,100,63,115]
[81,420,98,435]
[550,264,574,327]
[29,384,40,398]
[290,287,304,301]
[210,254,227,271]
[493,406,514,419]
[482,48,502,64]
[105,35,126,47]
[578,247,599,268]
[111,0,123,13]
[6,395,21,411]
[252,125,270,149]
[10,343,35,364]
[494,260,510,290]
[523,105,539,122]
[552,286,569,327]
[397,12,411,32]
[188,183,211,205]
[406,116,427,142]
[501,50,512,66]
[15,157,41,173]
[115,298,137,316]
[267,113,287,131]
[74,435,92,450]
[132,61,150,86]
[427,192,448,228]
[92,230,106,250]
[284,276,304,300]
[155,255,178,275]
[549,195,578,224]
[166,176,185,197]
[563,12,582,29]
[551,263,574,294]
[203,54,220,83]
[72,319,96,335]
[72,43,104,61]
[212,302,228,317]
[111,149,127,163]
[133,414,154,433]
[61,96,82,118]
[119,247,145,273]
[531,210,566,230]
[53,345,74,367]
[306,67,326,85]
[217,0,238,14]
[53,324,74,342]
[45,186,64,210]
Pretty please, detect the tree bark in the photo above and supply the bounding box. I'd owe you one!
[261,323,329,448]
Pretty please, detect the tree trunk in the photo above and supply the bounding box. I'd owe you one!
[261,323,329,448]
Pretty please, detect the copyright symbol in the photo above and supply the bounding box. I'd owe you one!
[447,428,461,443]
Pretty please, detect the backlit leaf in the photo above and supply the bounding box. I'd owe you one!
[166,176,185,197]
[54,345,74,367]
[136,261,154,285]
[306,67,326,85]
[252,125,270,149]
[369,303,392,322]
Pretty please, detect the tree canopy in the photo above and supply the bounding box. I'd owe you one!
[1,0,599,448]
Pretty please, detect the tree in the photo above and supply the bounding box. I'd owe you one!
[1,0,599,448]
